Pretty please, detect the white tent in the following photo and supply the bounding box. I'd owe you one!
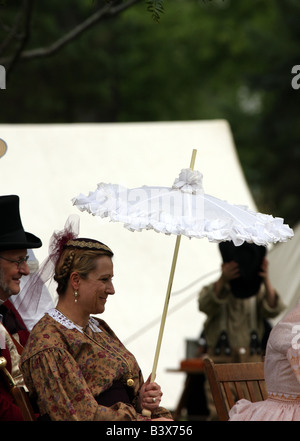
[0,120,286,410]
[268,223,300,323]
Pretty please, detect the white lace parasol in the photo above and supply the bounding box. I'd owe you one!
[73,168,293,247]
[72,149,293,416]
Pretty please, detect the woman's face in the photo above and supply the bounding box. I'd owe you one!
[77,255,115,315]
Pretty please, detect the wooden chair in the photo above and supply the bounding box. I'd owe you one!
[0,356,37,421]
[204,357,267,421]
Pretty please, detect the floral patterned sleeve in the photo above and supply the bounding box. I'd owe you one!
[22,347,149,421]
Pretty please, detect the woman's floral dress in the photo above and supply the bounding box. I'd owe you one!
[21,309,171,421]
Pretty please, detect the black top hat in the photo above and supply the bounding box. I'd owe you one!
[0,195,42,251]
[219,241,266,299]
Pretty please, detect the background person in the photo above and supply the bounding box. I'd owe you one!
[199,241,285,361]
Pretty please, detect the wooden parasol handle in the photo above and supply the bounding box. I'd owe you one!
[142,149,197,418]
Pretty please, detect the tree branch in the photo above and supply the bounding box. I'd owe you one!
[2,0,35,76]
[0,6,24,55]
[0,0,143,65]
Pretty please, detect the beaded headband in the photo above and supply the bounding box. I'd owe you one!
[66,238,113,255]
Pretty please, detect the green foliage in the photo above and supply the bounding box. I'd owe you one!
[0,0,299,226]
[145,0,225,22]
[146,0,164,22]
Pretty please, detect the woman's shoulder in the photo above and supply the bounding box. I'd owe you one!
[31,309,68,333]
[267,317,296,354]
[22,311,70,360]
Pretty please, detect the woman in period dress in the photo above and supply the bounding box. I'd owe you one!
[20,220,172,421]
[229,300,300,421]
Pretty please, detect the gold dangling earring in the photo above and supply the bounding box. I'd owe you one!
[74,290,79,303]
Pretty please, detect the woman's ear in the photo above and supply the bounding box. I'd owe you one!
[70,271,80,290]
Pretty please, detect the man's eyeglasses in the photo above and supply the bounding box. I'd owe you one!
[0,255,29,268]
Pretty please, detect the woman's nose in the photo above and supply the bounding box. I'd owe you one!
[107,281,115,295]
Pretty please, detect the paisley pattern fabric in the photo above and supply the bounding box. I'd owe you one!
[20,312,171,421]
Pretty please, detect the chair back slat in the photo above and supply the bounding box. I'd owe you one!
[248,381,259,401]
[235,381,247,400]
[204,357,266,421]
[258,380,268,399]
[223,382,236,408]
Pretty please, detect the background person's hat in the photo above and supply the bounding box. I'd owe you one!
[0,195,42,250]
[219,241,266,298]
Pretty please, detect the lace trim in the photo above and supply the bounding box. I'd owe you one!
[47,308,102,334]
[268,392,300,402]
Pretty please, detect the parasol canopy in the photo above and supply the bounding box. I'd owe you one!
[73,168,293,247]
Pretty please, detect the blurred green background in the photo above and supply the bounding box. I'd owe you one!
[1,0,299,227]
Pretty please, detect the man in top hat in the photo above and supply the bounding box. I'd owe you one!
[0,195,42,420]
